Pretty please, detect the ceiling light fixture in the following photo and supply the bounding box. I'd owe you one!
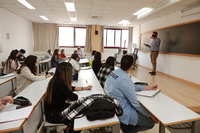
[70,17,77,21]
[18,0,35,9]
[40,16,49,20]
[137,8,153,18]
[118,20,130,26]
[65,2,75,12]
[133,8,151,16]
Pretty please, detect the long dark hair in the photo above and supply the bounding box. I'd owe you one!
[102,56,116,67]
[94,52,101,62]
[3,49,19,72]
[91,50,96,56]
[51,49,59,61]
[47,49,51,54]
[45,62,72,104]
[17,55,37,75]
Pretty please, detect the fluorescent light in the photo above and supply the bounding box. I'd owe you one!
[137,8,153,18]
[65,2,75,11]
[40,16,49,20]
[118,20,130,26]
[70,17,77,21]
[18,0,35,9]
[133,8,151,15]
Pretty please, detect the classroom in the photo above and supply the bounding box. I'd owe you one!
[0,0,200,133]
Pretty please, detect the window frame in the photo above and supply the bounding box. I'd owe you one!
[58,26,86,48]
[104,28,128,49]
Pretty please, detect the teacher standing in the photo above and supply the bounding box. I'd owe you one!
[146,31,161,75]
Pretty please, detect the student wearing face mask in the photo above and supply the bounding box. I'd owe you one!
[17,55,51,93]
[145,31,161,75]
[17,49,26,61]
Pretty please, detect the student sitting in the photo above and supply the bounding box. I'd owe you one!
[17,49,26,61]
[68,53,80,81]
[17,55,51,93]
[45,62,92,133]
[51,49,64,68]
[3,49,21,75]
[60,49,67,59]
[0,96,14,111]
[89,50,96,66]
[104,55,158,133]
[43,49,52,60]
[97,56,116,88]
[77,47,84,59]
[92,51,102,76]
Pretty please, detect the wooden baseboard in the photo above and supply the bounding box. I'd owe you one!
[137,64,200,87]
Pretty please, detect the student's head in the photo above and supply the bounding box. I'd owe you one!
[120,55,133,71]
[104,56,116,67]
[45,62,72,104]
[74,50,78,54]
[47,49,51,54]
[61,49,65,54]
[94,52,101,61]
[20,49,26,54]
[77,47,81,51]
[8,49,19,60]
[152,31,158,38]
[70,53,79,61]
[91,50,96,56]
[17,55,37,75]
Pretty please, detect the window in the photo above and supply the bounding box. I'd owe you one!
[104,29,128,48]
[59,27,86,47]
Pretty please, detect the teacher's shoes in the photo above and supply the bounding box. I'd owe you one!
[151,72,156,75]
[149,71,154,74]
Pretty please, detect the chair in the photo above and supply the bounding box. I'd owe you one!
[132,48,138,69]
[37,119,65,133]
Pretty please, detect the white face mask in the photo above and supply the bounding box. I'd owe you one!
[35,63,37,67]
[58,52,60,54]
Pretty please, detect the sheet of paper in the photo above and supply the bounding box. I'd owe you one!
[78,89,100,97]
[0,106,34,123]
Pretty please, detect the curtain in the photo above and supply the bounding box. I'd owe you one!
[128,27,133,53]
[84,25,92,52]
[33,23,58,52]
[99,25,104,52]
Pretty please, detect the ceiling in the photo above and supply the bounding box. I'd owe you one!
[0,0,199,28]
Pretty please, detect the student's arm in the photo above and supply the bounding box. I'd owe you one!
[20,66,47,81]
[74,85,92,91]
[59,85,78,101]
[55,55,64,63]
[120,80,152,117]
[73,61,80,71]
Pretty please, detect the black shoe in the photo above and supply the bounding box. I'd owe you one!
[149,71,153,74]
[151,72,156,75]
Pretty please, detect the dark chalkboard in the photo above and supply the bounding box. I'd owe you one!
[140,21,200,55]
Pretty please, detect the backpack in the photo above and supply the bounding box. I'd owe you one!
[85,99,115,121]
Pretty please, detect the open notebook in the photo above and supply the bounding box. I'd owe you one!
[136,89,161,98]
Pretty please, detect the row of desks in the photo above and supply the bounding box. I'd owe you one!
[1,62,200,133]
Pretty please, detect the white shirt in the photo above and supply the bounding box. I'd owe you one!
[69,58,80,75]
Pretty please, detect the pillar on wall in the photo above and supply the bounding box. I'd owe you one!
[91,25,101,52]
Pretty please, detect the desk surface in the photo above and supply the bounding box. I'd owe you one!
[0,75,16,85]
[79,58,89,64]
[138,93,200,126]
[38,58,51,64]
[0,77,52,132]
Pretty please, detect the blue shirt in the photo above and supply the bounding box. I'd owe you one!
[104,68,151,126]
[150,37,161,51]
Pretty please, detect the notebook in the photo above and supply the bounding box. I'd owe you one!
[136,89,161,98]
[0,106,34,123]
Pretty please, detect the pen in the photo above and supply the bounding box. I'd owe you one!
[2,100,8,103]
[86,80,89,85]
[156,80,160,88]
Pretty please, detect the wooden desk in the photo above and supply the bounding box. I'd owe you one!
[73,67,120,132]
[0,78,52,133]
[130,76,200,133]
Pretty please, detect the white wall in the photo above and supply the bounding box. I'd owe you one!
[0,8,33,67]
[134,11,200,85]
